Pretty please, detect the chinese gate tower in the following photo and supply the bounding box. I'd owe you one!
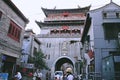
[36,6,90,78]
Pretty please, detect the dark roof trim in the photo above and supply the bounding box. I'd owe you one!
[35,21,42,28]
[25,29,35,34]
[41,5,91,17]
[35,20,84,28]
[34,37,41,45]
[103,23,120,26]
[3,0,29,23]
[102,23,120,28]
[81,13,91,43]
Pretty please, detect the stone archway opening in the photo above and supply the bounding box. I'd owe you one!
[55,57,74,73]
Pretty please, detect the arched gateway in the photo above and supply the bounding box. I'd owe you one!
[55,57,74,71]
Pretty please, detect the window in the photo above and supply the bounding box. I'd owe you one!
[33,47,37,56]
[116,12,120,18]
[63,12,69,17]
[49,43,51,48]
[0,11,2,20]
[103,11,120,19]
[7,20,22,42]
[50,29,59,34]
[72,29,81,34]
[103,23,120,40]
[47,43,51,48]
[103,13,107,18]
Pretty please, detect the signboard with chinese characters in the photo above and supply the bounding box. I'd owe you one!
[23,63,34,69]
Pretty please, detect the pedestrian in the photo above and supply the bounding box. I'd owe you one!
[37,70,43,80]
[46,69,51,80]
[33,71,37,80]
[46,72,49,80]
[14,71,22,80]
[63,73,67,80]
[55,72,60,80]
[66,68,74,80]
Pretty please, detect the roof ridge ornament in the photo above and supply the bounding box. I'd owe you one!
[54,6,56,9]
[77,5,80,8]
[110,0,112,3]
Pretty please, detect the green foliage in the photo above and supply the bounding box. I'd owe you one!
[29,50,49,70]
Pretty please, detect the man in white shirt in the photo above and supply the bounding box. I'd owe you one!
[14,72,22,80]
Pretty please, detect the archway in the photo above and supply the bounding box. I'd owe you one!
[55,57,74,72]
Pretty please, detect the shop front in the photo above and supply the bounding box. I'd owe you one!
[1,54,17,79]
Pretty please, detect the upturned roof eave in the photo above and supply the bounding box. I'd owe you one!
[35,21,42,28]
[41,5,91,17]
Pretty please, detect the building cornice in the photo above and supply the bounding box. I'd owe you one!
[3,0,29,23]
[35,20,85,28]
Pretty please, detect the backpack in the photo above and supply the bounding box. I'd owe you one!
[73,74,79,80]
[67,74,77,80]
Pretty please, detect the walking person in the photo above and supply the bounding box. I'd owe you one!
[46,69,51,80]
[55,72,60,80]
[14,71,22,80]
[63,73,67,80]
[33,71,37,80]
[46,72,49,80]
[66,68,74,80]
[37,70,43,80]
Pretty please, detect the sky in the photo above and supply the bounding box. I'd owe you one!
[11,0,120,34]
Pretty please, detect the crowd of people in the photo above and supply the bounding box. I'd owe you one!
[13,68,82,80]
[13,69,43,80]
[55,67,81,80]
[32,69,43,80]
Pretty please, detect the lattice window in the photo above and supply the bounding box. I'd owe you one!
[7,20,22,42]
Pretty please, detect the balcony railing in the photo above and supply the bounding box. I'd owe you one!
[44,16,86,21]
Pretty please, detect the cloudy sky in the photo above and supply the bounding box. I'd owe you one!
[11,0,120,34]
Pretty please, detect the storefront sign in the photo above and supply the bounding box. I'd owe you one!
[23,63,34,69]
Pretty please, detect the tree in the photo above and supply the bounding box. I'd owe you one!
[28,50,49,70]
